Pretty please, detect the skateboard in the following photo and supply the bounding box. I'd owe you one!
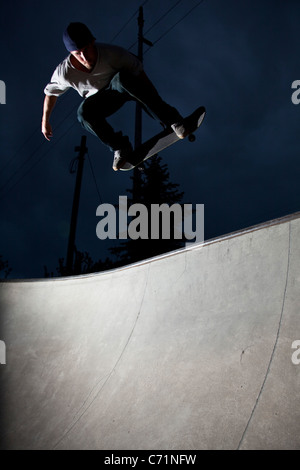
[120,106,206,171]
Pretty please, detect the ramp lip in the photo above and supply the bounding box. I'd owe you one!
[2,211,300,283]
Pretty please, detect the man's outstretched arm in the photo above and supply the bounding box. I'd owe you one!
[41,95,58,140]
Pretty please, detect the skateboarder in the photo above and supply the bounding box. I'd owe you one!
[42,22,188,170]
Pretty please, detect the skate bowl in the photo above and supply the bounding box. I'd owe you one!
[0,212,299,450]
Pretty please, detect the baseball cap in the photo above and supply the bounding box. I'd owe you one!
[63,22,95,52]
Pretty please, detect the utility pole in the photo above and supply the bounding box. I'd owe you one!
[66,135,88,275]
[132,6,153,201]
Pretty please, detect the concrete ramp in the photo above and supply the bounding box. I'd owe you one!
[0,213,300,450]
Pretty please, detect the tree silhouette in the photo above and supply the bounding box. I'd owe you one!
[110,154,185,266]
[45,154,186,277]
[45,248,115,277]
[0,255,12,279]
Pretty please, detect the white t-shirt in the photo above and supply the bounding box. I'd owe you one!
[44,43,143,99]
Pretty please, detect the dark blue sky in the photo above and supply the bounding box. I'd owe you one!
[0,0,300,279]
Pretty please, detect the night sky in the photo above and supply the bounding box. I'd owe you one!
[0,0,299,279]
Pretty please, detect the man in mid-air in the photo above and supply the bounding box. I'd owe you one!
[42,22,188,171]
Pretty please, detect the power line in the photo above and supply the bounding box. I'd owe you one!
[0,5,152,200]
[0,139,46,195]
[87,152,103,204]
[0,103,79,197]
[0,121,77,200]
[0,1,205,200]
[0,91,73,177]
[144,0,205,54]
[110,0,151,43]
[0,5,155,200]
[145,0,183,35]
[0,125,40,175]
[128,0,183,51]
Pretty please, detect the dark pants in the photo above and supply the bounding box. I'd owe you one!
[77,71,181,151]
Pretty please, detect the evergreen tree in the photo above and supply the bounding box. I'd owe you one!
[0,255,12,279]
[110,154,185,266]
[46,155,186,277]
[48,248,115,277]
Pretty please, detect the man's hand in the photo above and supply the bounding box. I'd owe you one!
[42,120,53,141]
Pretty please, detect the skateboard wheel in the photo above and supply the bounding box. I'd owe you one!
[188,134,196,142]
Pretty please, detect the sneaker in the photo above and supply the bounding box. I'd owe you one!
[171,120,188,139]
[112,142,133,171]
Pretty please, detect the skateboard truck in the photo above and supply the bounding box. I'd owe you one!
[120,106,206,172]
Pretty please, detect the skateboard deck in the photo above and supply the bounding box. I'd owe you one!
[120,106,206,171]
